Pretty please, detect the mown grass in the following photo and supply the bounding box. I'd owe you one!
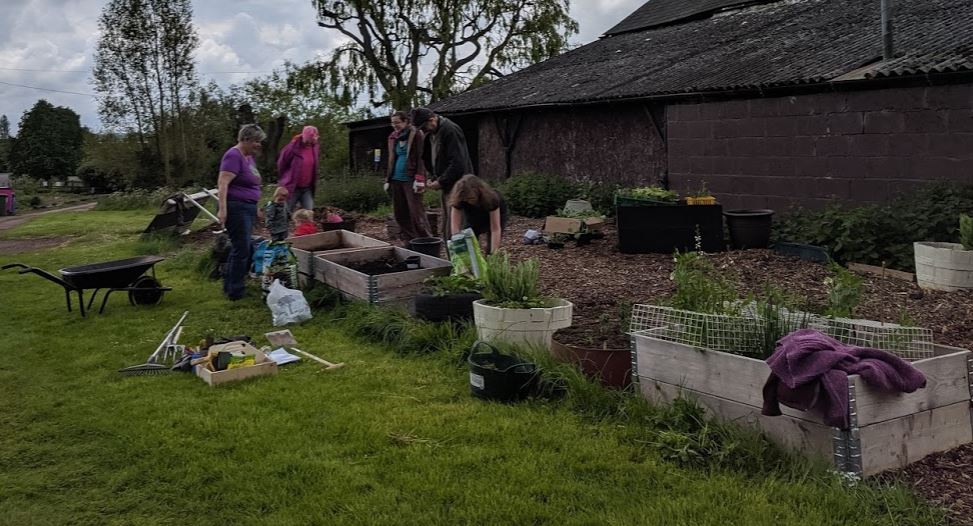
[0,211,948,525]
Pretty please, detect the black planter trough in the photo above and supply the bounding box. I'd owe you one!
[724,209,774,249]
[616,203,723,254]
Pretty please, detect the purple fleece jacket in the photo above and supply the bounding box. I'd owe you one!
[761,328,926,428]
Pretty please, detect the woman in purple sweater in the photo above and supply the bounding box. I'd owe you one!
[217,124,266,300]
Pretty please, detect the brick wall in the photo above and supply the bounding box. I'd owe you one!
[476,103,667,186]
[667,84,973,211]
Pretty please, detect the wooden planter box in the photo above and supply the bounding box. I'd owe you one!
[312,246,451,307]
[632,329,973,476]
[616,203,723,254]
[287,230,389,279]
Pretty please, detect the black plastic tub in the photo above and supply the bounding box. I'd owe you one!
[468,342,538,402]
[415,292,482,322]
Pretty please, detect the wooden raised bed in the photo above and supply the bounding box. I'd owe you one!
[287,230,389,279]
[632,329,973,476]
[313,246,451,306]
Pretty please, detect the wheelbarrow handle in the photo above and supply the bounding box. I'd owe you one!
[1,263,29,271]
[6,265,74,289]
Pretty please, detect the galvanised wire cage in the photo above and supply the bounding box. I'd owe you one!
[629,304,934,361]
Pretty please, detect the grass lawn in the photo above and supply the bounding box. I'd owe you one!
[0,209,947,525]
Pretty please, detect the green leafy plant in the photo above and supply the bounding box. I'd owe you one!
[555,206,604,219]
[773,183,973,271]
[617,186,679,203]
[824,261,863,318]
[960,213,973,250]
[498,171,582,218]
[667,250,738,314]
[423,274,483,297]
[482,252,548,309]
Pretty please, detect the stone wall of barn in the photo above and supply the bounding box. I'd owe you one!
[475,103,668,187]
[665,83,973,211]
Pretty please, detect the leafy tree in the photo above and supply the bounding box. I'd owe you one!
[240,62,364,176]
[92,0,199,186]
[9,100,84,181]
[312,0,578,109]
[0,114,10,172]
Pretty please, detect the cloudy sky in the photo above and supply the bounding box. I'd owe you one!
[0,0,643,134]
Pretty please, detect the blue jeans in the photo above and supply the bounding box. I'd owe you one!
[223,200,257,300]
[288,187,314,210]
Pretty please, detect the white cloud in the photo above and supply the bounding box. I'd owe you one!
[0,0,645,134]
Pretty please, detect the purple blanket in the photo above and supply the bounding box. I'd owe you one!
[761,328,926,428]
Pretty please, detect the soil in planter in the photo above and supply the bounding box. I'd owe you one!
[555,314,629,349]
[347,257,420,275]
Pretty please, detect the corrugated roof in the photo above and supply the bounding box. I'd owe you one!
[430,0,973,114]
[605,0,772,35]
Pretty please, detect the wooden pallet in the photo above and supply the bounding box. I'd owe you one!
[313,246,451,306]
[632,330,973,477]
[287,230,389,279]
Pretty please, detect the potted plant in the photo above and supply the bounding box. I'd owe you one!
[914,213,973,291]
[472,253,573,349]
[614,186,679,207]
[685,181,717,206]
[414,274,484,322]
[551,307,632,387]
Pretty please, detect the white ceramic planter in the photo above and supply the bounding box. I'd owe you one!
[914,241,973,291]
[472,299,573,349]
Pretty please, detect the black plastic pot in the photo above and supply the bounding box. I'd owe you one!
[724,209,774,249]
[408,237,444,258]
[468,341,538,402]
[415,292,482,322]
[321,219,356,233]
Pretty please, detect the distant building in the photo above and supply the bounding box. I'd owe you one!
[347,0,973,210]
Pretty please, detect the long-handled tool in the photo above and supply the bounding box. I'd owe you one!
[264,329,344,370]
[290,347,345,370]
[119,311,189,376]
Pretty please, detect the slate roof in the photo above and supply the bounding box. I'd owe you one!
[430,0,973,114]
[605,0,771,35]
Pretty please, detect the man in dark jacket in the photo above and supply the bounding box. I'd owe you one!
[410,107,473,239]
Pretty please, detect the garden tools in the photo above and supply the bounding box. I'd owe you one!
[264,329,345,370]
[119,311,188,376]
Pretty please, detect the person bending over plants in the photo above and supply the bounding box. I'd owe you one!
[449,174,508,255]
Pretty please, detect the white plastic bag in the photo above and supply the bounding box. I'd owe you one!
[266,279,312,326]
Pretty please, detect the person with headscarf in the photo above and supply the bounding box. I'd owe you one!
[277,125,320,210]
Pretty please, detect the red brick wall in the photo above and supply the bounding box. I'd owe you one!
[476,103,667,186]
[666,84,973,211]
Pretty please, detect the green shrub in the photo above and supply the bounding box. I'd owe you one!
[960,214,973,250]
[824,261,863,318]
[773,184,973,271]
[498,171,581,218]
[576,180,620,216]
[316,175,389,212]
[423,274,483,296]
[28,196,42,208]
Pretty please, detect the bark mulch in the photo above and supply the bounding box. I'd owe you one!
[356,213,973,523]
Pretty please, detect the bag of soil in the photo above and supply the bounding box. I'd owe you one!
[446,228,487,278]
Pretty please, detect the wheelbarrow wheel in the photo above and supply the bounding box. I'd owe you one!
[129,276,165,306]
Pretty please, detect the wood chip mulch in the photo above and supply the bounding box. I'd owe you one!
[357,213,973,523]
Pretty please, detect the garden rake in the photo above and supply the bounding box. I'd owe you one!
[119,311,188,376]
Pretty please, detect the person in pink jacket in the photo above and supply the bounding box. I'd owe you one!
[277,125,319,210]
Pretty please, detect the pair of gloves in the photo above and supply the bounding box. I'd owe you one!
[384,174,426,194]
